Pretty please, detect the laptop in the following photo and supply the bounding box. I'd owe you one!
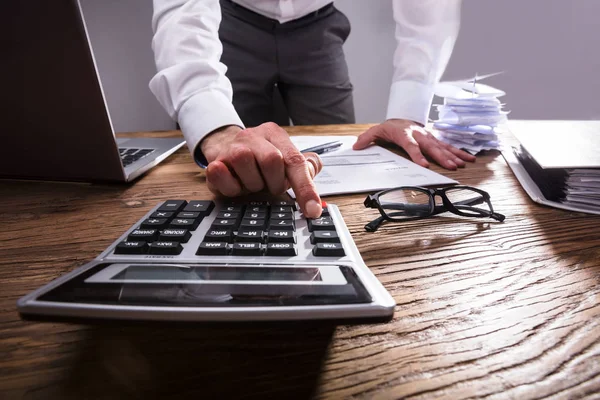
[1,0,185,182]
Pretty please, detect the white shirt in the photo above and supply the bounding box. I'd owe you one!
[150,0,461,157]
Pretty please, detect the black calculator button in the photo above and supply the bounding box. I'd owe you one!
[149,241,184,255]
[196,242,229,255]
[236,230,264,243]
[177,211,200,219]
[217,211,240,219]
[115,241,148,254]
[158,200,187,212]
[267,230,296,243]
[232,243,262,256]
[211,219,238,229]
[243,212,266,219]
[265,243,297,256]
[159,229,191,243]
[170,218,200,230]
[204,229,233,242]
[240,219,266,229]
[128,229,159,242]
[184,200,215,215]
[150,211,174,219]
[270,212,293,221]
[307,217,334,231]
[320,207,330,217]
[310,231,339,244]
[246,205,268,213]
[272,206,294,213]
[272,200,296,210]
[221,204,244,213]
[269,220,294,231]
[248,201,270,207]
[141,218,169,229]
[312,243,345,257]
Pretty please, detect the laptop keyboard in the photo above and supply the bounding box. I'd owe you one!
[119,148,155,167]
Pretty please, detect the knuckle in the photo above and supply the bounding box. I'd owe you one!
[261,149,284,169]
[229,145,253,165]
[261,122,279,131]
[283,150,307,167]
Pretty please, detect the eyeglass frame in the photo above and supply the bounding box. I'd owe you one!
[363,185,506,232]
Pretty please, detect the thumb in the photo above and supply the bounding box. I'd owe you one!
[353,126,381,150]
[303,152,323,179]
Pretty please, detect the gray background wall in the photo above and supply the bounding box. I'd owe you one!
[79,0,600,133]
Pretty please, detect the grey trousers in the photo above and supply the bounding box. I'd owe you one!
[219,0,355,127]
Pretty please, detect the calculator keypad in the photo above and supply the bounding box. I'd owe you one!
[114,200,345,258]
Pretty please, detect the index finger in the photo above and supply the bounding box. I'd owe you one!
[267,130,322,218]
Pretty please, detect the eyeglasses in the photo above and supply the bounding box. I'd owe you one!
[363,185,505,232]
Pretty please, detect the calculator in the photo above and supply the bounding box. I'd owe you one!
[17,199,395,323]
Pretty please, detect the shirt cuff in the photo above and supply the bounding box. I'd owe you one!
[177,91,244,168]
[386,80,436,126]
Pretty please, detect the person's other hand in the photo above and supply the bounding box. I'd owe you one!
[200,123,324,218]
[353,118,476,170]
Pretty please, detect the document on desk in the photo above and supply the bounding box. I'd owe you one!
[288,136,457,198]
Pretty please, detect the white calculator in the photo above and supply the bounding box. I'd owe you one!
[18,199,395,323]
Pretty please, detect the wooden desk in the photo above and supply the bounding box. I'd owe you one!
[1,124,599,399]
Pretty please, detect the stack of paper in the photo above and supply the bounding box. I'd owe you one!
[432,73,509,154]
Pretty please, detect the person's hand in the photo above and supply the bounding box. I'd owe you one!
[200,123,324,218]
[353,118,476,170]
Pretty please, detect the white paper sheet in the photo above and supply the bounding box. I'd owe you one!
[288,135,457,198]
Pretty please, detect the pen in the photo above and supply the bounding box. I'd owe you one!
[300,140,343,155]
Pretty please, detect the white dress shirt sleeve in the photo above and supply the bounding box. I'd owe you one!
[149,0,244,160]
[387,0,462,125]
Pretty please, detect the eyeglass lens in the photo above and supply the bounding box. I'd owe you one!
[442,187,491,216]
[378,188,432,220]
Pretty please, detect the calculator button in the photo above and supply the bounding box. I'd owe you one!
[150,211,174,219]
[221,204,244,213]
[196,242,229,255]
[270,212,293,221]
[269,220,294,231]
[170,218,201,230]
[236,230,264,243]
[140,218,169,230]
[267,230,296,243]
[272,200,296,210]
[265,243,297,256]
[232,243,262,256]
[310,231,339,244]
[320,207,330,217]
[149,241,184,255]
[128,229,158,242]
[217,211,240,219]
[211,219,238,229]
[204,229,233,242]
[272,206,294,213]
[115,241,148,254]
[177,211,200,219]
[184,200,215,215]
[240,219,266,229]
[158,200,187,212]
[312,243,345,257]
[159,229,191,243]
[248,201,270,207]
[246,205,269,213]
[307,217,334,231]
[243,211,266,219]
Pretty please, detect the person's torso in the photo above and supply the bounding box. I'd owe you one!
[232,0,334,23]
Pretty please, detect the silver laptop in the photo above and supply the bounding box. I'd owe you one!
[1,0,185,182]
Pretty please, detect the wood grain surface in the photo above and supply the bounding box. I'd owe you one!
[1,124,599,400]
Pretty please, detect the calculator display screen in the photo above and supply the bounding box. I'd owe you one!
[112,266,322,282]
[37,263,372,308]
